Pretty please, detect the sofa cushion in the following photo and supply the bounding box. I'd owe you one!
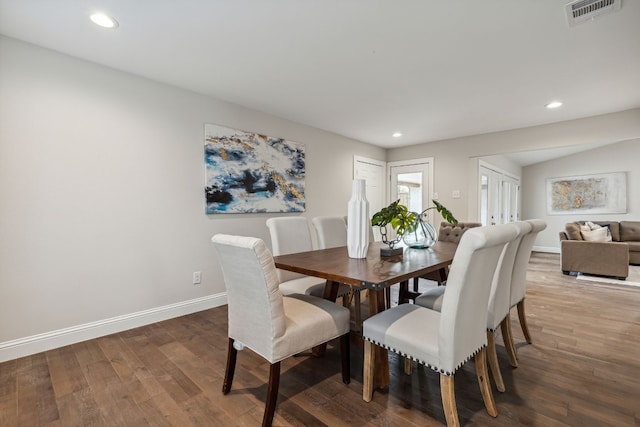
[620,221,640,242]
[581,227,612,242]
[565,223,583,240]
[626,241,640,252]
[629,243,640,265]
[571,221,620,241]
[594,221,620,241]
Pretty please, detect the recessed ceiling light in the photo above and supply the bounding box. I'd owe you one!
[90,13,119,29]
[545,101,563,109]
[392,132,402,138]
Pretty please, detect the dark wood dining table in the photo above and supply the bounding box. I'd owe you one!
[273,240,457,390]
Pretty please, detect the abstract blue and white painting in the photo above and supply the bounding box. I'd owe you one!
[204,124,306,214]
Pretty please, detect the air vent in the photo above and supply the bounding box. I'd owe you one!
[566,0,621,26]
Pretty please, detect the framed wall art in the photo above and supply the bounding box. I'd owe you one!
[204,124,306,214]
[546,172,627,215]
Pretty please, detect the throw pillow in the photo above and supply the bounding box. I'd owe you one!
[565,223,583,240]
[581,227,612,242]
[587,221,605,230]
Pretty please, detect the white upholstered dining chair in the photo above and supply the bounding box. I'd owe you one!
[212,234,351,427]
[266,216,350,300]
[311,216,348,249]
[414,221,482,289]
[415,222,531,392]
[505,219,547,365]
[362,225,517,426]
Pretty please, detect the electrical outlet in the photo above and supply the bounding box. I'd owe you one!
[433,192,439,200]
[193,271,201,284]
[452,190,461,199]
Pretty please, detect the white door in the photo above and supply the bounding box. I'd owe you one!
[479,163,521,225]
[502,175,520,223]
[479,165,501,225]
[354,156,386,241]
[389,158,434,223]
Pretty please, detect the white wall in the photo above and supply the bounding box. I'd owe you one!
[522,138,640,251]
[0,36,385,360]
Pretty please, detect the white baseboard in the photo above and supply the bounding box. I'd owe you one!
[0,293,227,363]
[533,246,560,254]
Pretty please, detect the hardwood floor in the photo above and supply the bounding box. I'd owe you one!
[2,253,640,426]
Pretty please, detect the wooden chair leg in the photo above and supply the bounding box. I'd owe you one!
[363,340,375,402]
[341,284,354,308]
[404,357,412,375]
[475,347,498,418]
[501,317,518,367]
[440,374,460,427]
[413,276,420,292]
[486,331,505,392]
[263,362,281,427]
[342,292,351,307]
[345,289,355,306]
[340,333,351,384]
[222,338,238,394]
[517,299,532,344]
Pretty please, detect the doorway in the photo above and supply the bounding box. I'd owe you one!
[479,161,521,226]
[389,158,435,222]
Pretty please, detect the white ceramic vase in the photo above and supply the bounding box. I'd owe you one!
[347,179,370,258]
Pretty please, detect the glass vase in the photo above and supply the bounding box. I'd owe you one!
[403,216,438,249]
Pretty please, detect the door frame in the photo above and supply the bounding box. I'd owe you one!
[388,157,435,219]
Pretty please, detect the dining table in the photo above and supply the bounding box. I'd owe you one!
[273,240,457,390]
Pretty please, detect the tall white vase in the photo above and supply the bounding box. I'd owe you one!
[347,179,370,259]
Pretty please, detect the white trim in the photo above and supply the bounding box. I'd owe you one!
[478,160,520,181]
[0,293,227,363]
[353,155,385,174]
[533,245,560,254]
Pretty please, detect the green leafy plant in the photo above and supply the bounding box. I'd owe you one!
[427,200,458,226]
[371,199,458,248]
[371,200,417,236]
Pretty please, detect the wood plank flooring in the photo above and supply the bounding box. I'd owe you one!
[2,252,640,426]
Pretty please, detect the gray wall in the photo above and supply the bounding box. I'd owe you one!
[522,138,640,251]
[0,36,384,358]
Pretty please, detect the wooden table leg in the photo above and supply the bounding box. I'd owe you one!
[398,280,419,304]
[369,288,390,389]
[312,281,341,356]
[354,290,362,334]
[437,267,448,285]
[398,280,409,304]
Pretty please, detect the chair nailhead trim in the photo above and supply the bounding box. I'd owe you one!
[363,336,486,376]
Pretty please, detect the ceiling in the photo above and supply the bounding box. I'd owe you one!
[500,140,620,166]
[1,1,639,152]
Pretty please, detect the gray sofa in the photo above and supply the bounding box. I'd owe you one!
[559,221,640,279]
